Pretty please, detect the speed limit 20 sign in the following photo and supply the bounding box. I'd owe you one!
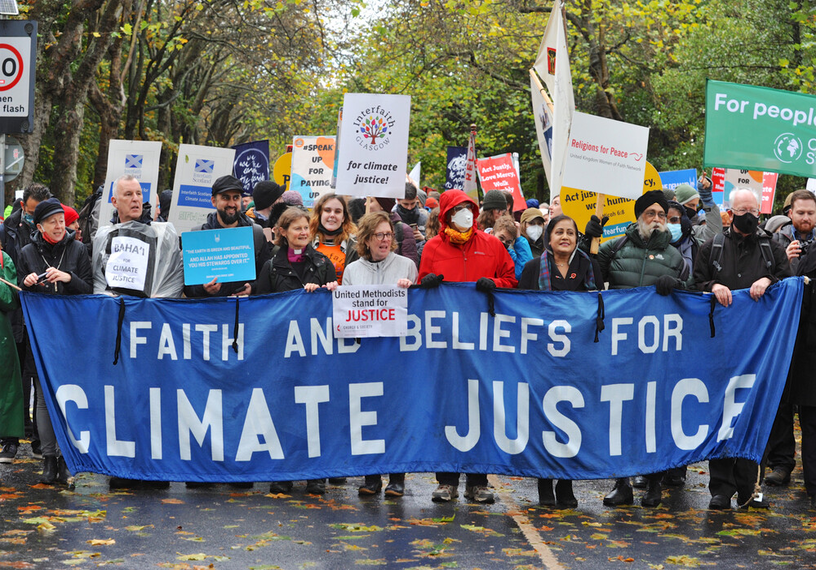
[0,21,36,134]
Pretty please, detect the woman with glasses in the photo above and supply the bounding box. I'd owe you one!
[342,212,418,497]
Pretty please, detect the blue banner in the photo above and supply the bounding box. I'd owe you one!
[658,168,698,191]
[445,146,467,191]
[232,140,270,196]
[181,227,256,286]
[20,279,803,482]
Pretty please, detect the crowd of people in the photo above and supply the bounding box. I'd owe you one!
[0,172,813,512]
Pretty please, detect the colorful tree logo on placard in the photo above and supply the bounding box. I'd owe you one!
[360,115,388,145]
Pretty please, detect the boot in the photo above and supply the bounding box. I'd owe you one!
[555,479,578,508]
[537,478,555,506]
[642,478,662,507]
[40,456,58,484]
[57,456,71,484]
[603,478,633,506]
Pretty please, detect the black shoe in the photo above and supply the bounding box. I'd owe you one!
[328,477,347,485]
[185,481,214,489]
[663,466,686,487]
[384,481,405,497]
[708,494,731,510]
[56,456,71,484]
[305,479,326,495]
[229,482,253,489]
[632,475,647,489]
[764,467,791,486]
[641,480,662,507]
[39,456,58,485]
[358,476,383,496]
[269,481,293,494]
[810,495,816,510]
[0,441,18,464]
[31,440,42,460]
[537,478,555,506]
[555,480,577,508]
[603,478,633,506]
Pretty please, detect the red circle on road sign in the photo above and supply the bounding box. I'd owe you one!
[0,44,23,92]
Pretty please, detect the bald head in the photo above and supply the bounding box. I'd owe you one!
[730,189,759,212]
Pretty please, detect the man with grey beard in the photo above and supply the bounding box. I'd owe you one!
[595,189,688,508]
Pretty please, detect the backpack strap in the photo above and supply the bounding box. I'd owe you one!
[609,234,629,258]
[709,232,725,274]
[758,236,774,270]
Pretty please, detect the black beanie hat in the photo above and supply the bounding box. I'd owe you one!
[33,198,64,225]
[634,190,669,220]
[252,180,284,211]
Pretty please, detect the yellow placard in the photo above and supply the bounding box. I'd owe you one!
[273,152,292,191]
[560,162,661,243]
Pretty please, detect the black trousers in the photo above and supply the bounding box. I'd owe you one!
[799,406,816,496]
[765,402,796,473]
[709,458,759,500]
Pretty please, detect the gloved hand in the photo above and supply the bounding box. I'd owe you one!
[584,215,609,239]
[419,273,444,288]
[655,275,678,296]
[698,176,714,205]
[476,277,496,293]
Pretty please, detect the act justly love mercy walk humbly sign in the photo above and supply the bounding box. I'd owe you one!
[20,280,802,483]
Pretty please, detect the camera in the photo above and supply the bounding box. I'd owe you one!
[801,240,812,258]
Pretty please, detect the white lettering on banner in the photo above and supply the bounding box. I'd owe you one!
[56,385,90,453]
[349,382,385,455]
[56,375,757,460]
[611,314,683,356]
[105,385,135,457]
[106,236,150,292]
[178,389,224,461]
[671,379,710,450]
[128,321,245,362]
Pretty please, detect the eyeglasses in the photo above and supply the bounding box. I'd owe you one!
[730,207,760,217]
[668,216,681,224]
[451,204,470,213]
[642,210,667,220]
[373,232,394,241]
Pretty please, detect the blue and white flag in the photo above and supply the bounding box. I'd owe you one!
[232,140,270,196]
[20,279,803,482]
[445,146,468,191]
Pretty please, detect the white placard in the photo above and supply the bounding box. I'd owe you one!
[168,144,236,234]
[105,236,149,292]
[332,284,408,338]
[100,140,162,228]
[561,111,650,200]
[334,93,411,198]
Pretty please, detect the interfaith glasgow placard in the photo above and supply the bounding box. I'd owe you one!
[335,93,411,198]
[704,80,816,177]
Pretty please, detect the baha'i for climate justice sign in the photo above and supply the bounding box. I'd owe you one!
[705,80,816,178]
[335,93,411,199]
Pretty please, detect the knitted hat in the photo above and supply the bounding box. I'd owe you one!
[252,180,284,211]
[673,184,699,205]
[33,198,64,225]
[62,204,79,227]
[281,190,303,206]
[425,196,439,209]
[482,189,508,211]
[634,190,669,220]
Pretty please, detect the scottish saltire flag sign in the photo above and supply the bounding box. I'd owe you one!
[168,144,236,234]
[100,140,162,227]
[20,279,802,483]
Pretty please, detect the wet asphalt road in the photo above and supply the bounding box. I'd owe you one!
[2,441,816,569]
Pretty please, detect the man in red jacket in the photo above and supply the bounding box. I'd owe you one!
[417,189,517,503]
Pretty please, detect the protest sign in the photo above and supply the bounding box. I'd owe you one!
[290,136,335,208]
[476,153,527,211]
[462,126,478,201]
[335,93,411,198]
[168,144,236,234]
[21,279,802,482]
[562,111,650,201]
[181,226,256,286]
[529,71,554,188]
[273,152,292,192]
[105,235,150,293]
[561,162,660,243]
[100,140,162,227]
[705,80,816,178]
[332,285,408,338]
[710,168,725,206]
[659,168,697,192]
[445,146,467,190]
[722,169,778,213]
[232,140,269,196]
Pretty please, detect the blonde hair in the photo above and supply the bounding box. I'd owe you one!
[355,212,397,259]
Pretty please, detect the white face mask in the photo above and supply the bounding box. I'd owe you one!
[526,225,544,242]
[451,208,473,230]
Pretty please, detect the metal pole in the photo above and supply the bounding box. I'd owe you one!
[0,133,6,215]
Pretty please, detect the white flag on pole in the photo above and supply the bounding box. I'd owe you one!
[462,127,478,201]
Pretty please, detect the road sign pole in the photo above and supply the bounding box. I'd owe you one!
[0,134,6,214]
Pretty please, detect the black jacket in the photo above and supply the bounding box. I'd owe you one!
[790,253,816,406]
[694,227,790,291]
[18,231,93,295]
[183,211,272,297]
[518,251,602,292]
[255,244,336,294]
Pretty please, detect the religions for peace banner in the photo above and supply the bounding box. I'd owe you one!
[20,279,802,483]
[705,80,816,178]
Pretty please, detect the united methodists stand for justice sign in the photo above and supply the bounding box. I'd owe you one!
[334,93,411,199]
[20,280,803,483]
[332,284,408,338]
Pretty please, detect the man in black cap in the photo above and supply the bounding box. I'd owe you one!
[694,188,790,510]
[597,189,688,509]
[183,175,272,298]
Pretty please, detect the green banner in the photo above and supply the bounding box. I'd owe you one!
[704,80,816,178]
